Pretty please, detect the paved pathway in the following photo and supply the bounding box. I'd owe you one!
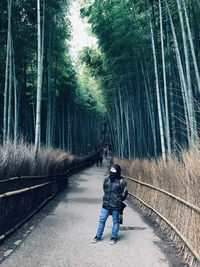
[0,158,185,267]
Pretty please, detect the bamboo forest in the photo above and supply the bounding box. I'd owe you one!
[1,0,200,160]
[79,0,200,161]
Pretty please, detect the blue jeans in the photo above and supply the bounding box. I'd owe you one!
[96,208,119,238]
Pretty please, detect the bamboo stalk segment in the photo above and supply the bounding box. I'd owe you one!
[0,182,51,199]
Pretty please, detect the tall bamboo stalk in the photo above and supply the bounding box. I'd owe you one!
[12,39,18,145]
[182,0,200,93]
[177,0,196,145]
[35,0,42,158]
[165,0,191,146]
[7,33,12,140]
[3,0,12,145]
[159,0,171,154]
[146,0,166,161]
[46,25,52,148]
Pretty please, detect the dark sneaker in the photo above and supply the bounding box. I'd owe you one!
[109,237,117,245]
[91,235,101,243]
[119,214,123,224]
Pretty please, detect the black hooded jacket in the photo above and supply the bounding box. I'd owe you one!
[102,164,128,211]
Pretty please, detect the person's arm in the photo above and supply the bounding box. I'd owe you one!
[121,180,128,201]
[103,176,109,191]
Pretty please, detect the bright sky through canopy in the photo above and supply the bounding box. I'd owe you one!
[69,0,97,62]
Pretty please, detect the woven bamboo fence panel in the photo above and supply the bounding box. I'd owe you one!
[0,157,95,241]
[123,176,200,267]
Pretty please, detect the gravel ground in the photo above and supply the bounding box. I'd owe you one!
[0,158,187,267]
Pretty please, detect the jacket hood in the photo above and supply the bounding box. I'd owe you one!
[111,164,121,178]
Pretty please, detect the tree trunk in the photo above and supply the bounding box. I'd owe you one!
[51,55,58,147]
[146,0,166,161]
[114,97,121,157]
[7,34,12,140]
[177,0,196,145]
[35,0,42,158]
[12,40,18,146]
[62,99,65,149]
[166,21,176,150]
[159,0,171,154]
[139,55,157,160]
[165,0,191,146]
[118,90,124,158]
[182,0,200,93]
[67,105,71,153]
[3,0,12,145]
[46,27,52,147]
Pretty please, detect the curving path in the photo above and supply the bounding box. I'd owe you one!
[0,158,186,267]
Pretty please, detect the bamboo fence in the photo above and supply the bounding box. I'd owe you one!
[123,175,200,267]
[0,157,96,242]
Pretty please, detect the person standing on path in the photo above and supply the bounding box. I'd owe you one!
[92,164,128,245]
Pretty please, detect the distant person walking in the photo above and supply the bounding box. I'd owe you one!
[104,147,108,158]
[96,151,103,166]
[92,164,128,245]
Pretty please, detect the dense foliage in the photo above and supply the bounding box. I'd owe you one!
[0,0,105,155]
[2,0,200,160]
[80,0,200,160]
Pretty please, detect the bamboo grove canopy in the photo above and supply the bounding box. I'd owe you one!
[79,0,200,160]
[2,0,200,160]
[0,0,106,156]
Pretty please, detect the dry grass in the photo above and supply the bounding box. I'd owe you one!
[114,148,200,206]
[114,147,200,262]
[0,139,91,180]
